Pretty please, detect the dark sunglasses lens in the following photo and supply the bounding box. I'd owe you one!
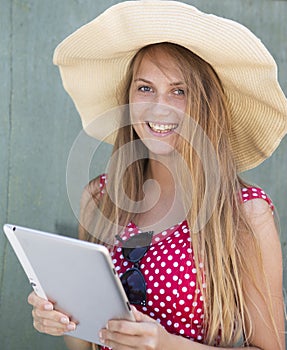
[121,268,146,305]
[121,231,153,263]
[123,246,148,262]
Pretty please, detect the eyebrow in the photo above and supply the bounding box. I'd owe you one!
[134,78,185,86]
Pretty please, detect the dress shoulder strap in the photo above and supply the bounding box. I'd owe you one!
[241,187,274,212]
[99,174,107,195]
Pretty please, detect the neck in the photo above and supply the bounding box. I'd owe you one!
[146,156,176,190]
[133,155,186,233]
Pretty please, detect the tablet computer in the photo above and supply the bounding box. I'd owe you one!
[3,224,134,345]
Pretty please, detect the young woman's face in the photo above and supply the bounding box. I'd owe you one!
[129,48,187,156]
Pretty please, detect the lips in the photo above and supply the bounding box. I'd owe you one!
[147,122,178,134]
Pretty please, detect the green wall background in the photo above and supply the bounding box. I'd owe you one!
[0,1,286,349]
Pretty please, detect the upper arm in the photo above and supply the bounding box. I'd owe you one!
[78,176,103,241]
[242,198,285,350]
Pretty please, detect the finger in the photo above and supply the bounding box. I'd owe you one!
[33,307,68,324]
[131,305,142,322]
[107,319,140,336]
[107,318,157,338]
[100,329,140,349]
[32,309,76,335]
[28,291,52,311]
[33,319,73,336]
[131,305,155,323]
[29,292,76,335]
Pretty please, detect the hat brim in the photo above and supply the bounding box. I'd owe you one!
[53,0,287,172]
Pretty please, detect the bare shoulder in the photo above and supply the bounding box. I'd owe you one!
[80,176,103,208]
[242,197,278,239]
[242,195,273,216]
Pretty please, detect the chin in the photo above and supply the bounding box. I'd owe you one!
[142,139,176,157]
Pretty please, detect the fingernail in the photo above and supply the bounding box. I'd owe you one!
[67,323,76,331]
[61,317,69,324]
[44,303,53,311]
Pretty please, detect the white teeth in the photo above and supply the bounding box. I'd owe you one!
[148,122,178,133]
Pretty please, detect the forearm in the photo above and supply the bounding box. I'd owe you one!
[64,335,94,350]
[165,333,261,350]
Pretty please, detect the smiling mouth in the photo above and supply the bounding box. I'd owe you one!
[147,122,178,134]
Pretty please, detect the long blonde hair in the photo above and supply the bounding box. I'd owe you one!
[82,43,279,346]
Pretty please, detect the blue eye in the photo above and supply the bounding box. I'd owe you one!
[174,89,185,96]
[139,86,152,92]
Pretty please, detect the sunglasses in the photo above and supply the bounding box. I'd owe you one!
[116,231,153,306]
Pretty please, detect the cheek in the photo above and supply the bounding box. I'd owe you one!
[131,122,145,140]
[129,88,139,104]
[130,102,150,125]
[172,98,187,114]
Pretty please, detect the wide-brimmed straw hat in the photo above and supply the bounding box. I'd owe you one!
[53,0,287,172]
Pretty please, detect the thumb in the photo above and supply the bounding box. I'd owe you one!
[131,305,155,323]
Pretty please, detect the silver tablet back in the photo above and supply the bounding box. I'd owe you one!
[3,224,134,345]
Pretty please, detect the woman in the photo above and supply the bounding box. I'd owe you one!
[28,1,286,349]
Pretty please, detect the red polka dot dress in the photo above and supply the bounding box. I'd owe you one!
[111,220,206,341]
[98,175,274,348]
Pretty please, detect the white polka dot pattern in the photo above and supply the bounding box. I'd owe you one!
[241,187,274,212]
[110,220,206,341]
[98,175,274,348]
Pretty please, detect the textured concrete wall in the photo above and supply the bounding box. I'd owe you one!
[0,1,286,349]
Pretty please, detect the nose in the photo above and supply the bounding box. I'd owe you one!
[150,97,172,117]
[154,92,170,106]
